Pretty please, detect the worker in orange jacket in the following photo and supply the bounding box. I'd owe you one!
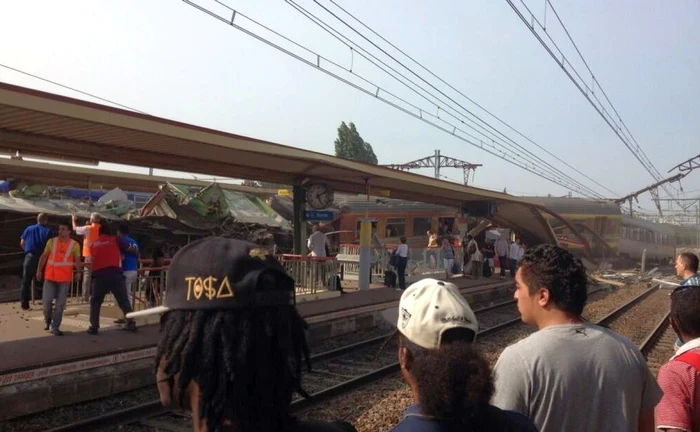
[36,222,82,336]
[72,212,101,301]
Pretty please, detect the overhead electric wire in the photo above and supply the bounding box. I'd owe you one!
[283,0,605,199]
[183,0,605,197]
[544,0,664,181]
[0,63,148,114]
[505,0,679,203]
[321,0,617,198]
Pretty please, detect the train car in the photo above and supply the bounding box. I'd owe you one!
[334,195,467,248]
[618,215,676,262]
[525,197,622,258]
[526,196,684,263]
[673,224,700,250]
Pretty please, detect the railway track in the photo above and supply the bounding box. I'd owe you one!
[596,284,676,376]
[640,312,674,375]
[46,286,613,431]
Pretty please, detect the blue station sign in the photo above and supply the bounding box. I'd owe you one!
[304,210,334,221]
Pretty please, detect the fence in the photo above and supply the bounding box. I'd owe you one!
[30,253,340,309]
[336,243,466,282]
[276,255,340,295]
[31,258,172,309]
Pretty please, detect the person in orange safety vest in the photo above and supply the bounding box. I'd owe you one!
[36,222,82,336]
[72,212,101,302]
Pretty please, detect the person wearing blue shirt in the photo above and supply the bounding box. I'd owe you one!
[19,213,53,310]
[114,224,140,324]
[382,279,537,432]
[673,252,700,350]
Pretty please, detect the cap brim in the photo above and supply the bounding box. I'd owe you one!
[126,305,170,320]
[381,306,399,328]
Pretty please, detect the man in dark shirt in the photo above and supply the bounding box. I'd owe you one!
[87,224,138,334]
[126,237,356,432]
[382,278,536,432]
[19,213,53,310]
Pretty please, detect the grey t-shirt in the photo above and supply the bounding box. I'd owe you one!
[491,323,663,432]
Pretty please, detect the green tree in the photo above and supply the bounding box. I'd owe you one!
[334,121,378,164]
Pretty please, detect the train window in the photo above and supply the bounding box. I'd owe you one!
[412,217,431,236]
[386,218,406,237]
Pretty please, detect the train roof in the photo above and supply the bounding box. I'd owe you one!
[622,214,676,234]
[335,194,456,214]
[524,196,621,216]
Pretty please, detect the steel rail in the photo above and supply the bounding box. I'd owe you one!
[44,284,608,429]
[639,311,671,357]
[595,285,660,326]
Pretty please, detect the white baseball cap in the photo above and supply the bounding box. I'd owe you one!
[381,278,479,350]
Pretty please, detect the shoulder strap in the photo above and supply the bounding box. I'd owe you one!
[674,351,700,371]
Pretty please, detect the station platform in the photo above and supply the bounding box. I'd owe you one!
[0,275,509,374]
[0,275,514,420]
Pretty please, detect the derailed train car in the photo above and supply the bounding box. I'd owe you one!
[527,196,691,262]
[618,215,676,261]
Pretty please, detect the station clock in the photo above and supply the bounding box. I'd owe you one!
[305,183,334,209]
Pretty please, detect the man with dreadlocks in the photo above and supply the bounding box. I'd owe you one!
[126,237,356,432]
[381,278,536,431]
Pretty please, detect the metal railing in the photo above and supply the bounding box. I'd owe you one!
[336,243,467,281]
[276,254,340,295]
[31,258,173,308]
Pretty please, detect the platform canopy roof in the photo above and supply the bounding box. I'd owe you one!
[0,157,278,197]
[0,82,558,246]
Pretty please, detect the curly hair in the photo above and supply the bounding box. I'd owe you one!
[155,281,311,431]
[517,244,588,316]
[671,285,700,339]
[402,329,495,430]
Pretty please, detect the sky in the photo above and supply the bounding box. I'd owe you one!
[1,0,699,215]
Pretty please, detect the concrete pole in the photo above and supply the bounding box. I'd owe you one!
[434,149,440,179]
[358,219,372,291]
[292,184,305,254]
[641,249,647,273]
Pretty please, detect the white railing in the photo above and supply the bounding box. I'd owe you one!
[276,255,340,295]
[337,243,466,282]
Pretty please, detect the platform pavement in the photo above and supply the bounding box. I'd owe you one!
[0,274,511,375]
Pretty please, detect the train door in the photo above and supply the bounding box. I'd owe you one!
[437,217,456,235]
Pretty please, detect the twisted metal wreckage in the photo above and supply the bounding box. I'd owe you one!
[0,181,293,285]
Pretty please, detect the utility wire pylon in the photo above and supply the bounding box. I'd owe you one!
[383,150,482,185]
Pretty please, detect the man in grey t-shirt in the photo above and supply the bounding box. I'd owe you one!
[491,245,662,432]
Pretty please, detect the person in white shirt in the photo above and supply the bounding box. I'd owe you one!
[306,225,329,257]
[494,235,510,280]
[509,239,521,278]
[394,236,409,291]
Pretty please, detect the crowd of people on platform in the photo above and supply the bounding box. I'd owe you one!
[20,212,144,335]
[121,235,699,432]
[21,212,700,431]
[389,230,526,291]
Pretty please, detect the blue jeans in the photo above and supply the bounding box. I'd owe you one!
[21,253,40,307]
[42,281,70,330]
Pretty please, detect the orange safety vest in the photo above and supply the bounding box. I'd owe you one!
[45,237,78,283]
[82,223,100,257]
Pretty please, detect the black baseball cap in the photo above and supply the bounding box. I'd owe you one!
[126,237,295,319]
